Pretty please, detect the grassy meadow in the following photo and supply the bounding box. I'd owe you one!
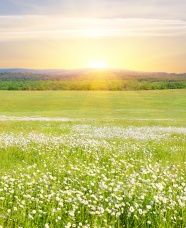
[0,90,185,227]
[0,90,186,120]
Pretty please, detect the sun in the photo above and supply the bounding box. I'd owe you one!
[88,60,108,69]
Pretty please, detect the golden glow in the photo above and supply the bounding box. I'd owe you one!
[0,14,186,72]
[1,37,185,72]
[88,60,109,69]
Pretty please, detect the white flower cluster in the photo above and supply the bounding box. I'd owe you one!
[0,124,185,227]
[0,125,185,151]
[73,125,186,140]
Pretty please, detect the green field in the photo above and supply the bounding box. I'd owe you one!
[0,90,185,227]
[0,90,186,120]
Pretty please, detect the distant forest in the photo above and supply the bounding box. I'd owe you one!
[0,70,186,90]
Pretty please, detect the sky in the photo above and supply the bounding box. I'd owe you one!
[0,0,186,72]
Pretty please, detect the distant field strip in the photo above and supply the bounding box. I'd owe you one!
[0,115,73,122]
[0,115,175,122]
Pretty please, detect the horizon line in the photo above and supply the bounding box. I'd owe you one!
[0,67,185,74]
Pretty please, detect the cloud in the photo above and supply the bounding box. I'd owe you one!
[0,15,186,41]
[0,0,186,20]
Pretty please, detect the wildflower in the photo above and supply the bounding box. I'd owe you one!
[129,206,135,213]
[156,183,164,191]
[32,210,36,214]
[138,209,143,215]
[65,222,72,228]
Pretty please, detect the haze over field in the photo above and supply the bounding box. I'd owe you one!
[0,0,186,72]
